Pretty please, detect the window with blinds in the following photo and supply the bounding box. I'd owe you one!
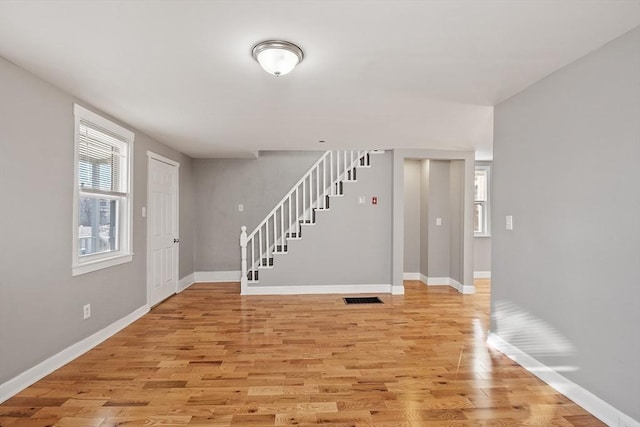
[73,104,134,276]
[77,121,126,194]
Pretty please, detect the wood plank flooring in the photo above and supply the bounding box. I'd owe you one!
[0,280,605,426]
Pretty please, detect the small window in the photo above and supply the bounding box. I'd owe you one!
[474,165,490,236]
[72,104,134,276]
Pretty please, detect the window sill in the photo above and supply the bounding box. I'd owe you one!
[72,253,133,276]
[474,234,492,238]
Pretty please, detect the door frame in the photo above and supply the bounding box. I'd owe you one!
[392,149,475,294]
[146,151,180,307]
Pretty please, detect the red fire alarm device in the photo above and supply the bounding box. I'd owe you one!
[372,196,378,205]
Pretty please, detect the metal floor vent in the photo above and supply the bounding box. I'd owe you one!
[343,297,383,305]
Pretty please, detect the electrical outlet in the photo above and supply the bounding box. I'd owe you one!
[83,304,91,320]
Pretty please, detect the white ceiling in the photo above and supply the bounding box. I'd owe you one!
[1,1,639,160]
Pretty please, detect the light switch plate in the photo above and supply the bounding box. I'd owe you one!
[506,215,513,230]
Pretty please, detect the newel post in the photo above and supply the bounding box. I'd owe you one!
[240,226,248,295]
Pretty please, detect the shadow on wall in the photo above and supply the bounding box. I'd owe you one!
[492,300,577,373]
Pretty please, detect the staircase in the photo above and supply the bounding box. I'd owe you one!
[239,150,377,294]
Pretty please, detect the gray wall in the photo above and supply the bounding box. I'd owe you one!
[178,159,196,279]
[193,151,323,272]
[473,237,491,273]
[426,160,451,278]
[449,160,464,283]
[258,152,392,286]
[403,160,421,273]
[419,160,430,276]
[0,57,195,384]
[492,27,640,422]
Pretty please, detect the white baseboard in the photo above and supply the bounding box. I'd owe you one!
[177,273,196,293]
[391,285,405,295]
[426,276,450,286]
[620,415,640,427]
[487,333,639,427]
[194,270,241,282]
[450,278,476,294]
[403,272,421,280]
[426,277,475,294]
[474,271,491,279]
[0,304,149,404]
[243,284,394,296]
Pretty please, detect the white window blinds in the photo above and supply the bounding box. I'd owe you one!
[77,120,127,196]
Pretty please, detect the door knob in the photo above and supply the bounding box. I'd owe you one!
[173,238,180,243]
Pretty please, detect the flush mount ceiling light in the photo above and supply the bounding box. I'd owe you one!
[252,40,304,77]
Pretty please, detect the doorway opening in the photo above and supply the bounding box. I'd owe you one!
[400,156,491,294]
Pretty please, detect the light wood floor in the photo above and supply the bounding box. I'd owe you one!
[0,280,605,426]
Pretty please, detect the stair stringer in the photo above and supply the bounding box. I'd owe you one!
[246,151,400,295]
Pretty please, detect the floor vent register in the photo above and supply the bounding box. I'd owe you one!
[343,297,383,305]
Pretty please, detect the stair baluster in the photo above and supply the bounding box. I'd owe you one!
[240,150,375,292]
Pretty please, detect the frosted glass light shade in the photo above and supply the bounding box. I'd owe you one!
[256,48,299,76]
[252,40,304,77]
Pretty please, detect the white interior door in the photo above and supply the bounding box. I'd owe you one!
[147,153,179,307]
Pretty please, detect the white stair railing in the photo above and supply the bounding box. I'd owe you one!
[240,150,372,292]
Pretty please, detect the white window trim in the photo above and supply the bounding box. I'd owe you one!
[72,104,134,276]
[475,164,491,237]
